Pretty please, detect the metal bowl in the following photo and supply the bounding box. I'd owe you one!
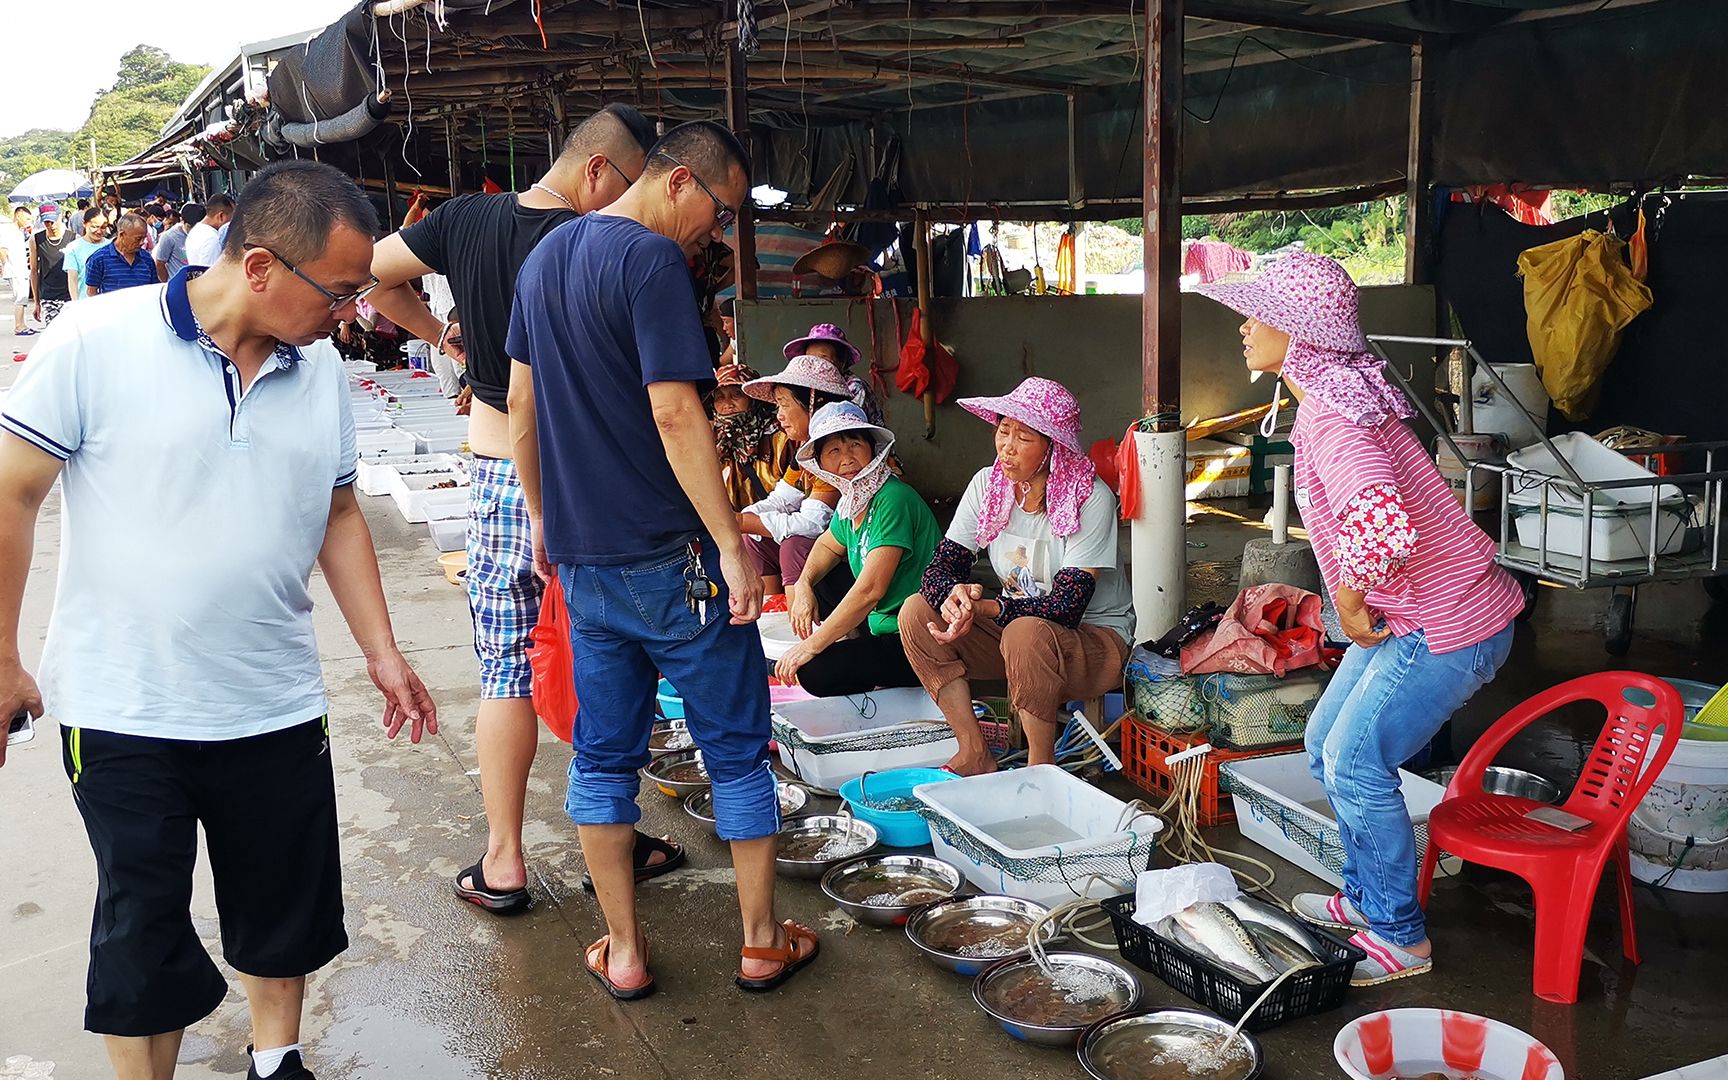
[649,720,695,758]
[641,749,709,798]
[774,815,880,880]
[972,952,1142,1047]
[684,783,812,833]
[1437,765,1563,804]
[1079,1009,1265,1080]
[906,895,1058,975]
[820,854,964,928]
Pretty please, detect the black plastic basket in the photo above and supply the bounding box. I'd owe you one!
[1100,893,1365,1033]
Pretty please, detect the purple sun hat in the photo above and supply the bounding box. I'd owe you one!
[741,353,853,403]
[957,376,1085,455]
[1195,251,1371,354]
[783,323,862,373]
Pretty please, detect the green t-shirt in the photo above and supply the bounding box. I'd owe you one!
[827,475,942,636]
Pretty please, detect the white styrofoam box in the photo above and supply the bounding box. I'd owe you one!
[342,359,378,374]
[357,429,418,460]
[1223,753,1453,889]
[427,516,467,552]
[386,458,470,499]
[914,765,1163,906]
[390,471,469,523]
[1511,500,1689,563]
[360,454,466,498]
[770,687,958,790]
[1507,431,1682,509]
[415,430,468,455]
[1185,438,1251,500]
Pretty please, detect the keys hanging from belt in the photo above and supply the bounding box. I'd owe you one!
[684,541,718,624]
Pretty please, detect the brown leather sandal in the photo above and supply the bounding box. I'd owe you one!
[734,919,820,993]
[585,935,657,1001]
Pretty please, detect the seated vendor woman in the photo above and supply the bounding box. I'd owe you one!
[737,355,851,594]
[1197,252,1521,988]
[775,403,941,698]
[902,377,1136,776]
[783,322,886,426]
[710,362,796,513]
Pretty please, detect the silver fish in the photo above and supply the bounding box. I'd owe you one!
[1167,902,1281,984]
[1223,895,1329,962]
[1247,924,1323,974]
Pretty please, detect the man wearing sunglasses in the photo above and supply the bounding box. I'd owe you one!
[508,121,819,1003]
[364,103,671,915]
[0,160,436,1080]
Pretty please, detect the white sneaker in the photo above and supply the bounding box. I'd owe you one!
[1292,891,1370,933]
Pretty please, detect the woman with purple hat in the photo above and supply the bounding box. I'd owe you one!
[774,402,941,696]
[783,322,885,426]
[901,377,1135,776]
[737,355,852,594]
[1198,252,1524,988]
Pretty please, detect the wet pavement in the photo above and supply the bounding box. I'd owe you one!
[4,310,1727,1079]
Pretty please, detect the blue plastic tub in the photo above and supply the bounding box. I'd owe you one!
[656,678,685,720]
[839,767,959,847]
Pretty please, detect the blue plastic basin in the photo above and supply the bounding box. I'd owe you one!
[656,677,685,720]
[838,767,958,847]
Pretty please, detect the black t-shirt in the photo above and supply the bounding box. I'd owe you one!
[399,193,577,413]
[33,229,72,301]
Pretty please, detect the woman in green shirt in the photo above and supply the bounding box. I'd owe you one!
[776,403,941,697]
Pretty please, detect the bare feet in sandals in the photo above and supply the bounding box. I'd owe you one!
[736,919,820,992]
[586,934,656,1001]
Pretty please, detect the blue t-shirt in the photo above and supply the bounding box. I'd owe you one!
[507,213,715,565]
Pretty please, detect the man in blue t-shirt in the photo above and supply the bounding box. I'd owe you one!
[507,121,819,1002]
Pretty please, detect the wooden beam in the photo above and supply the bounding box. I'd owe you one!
[1185,1,1420,45]
[1404,38,1433,284]
[446,6,714,38]
[726,43,758,304]
[748,38,1028,54]
[1143,0,1182,424]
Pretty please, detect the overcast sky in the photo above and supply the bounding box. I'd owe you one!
[1,1,357,139]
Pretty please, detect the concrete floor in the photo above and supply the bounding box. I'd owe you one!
[3,302,1726,1080]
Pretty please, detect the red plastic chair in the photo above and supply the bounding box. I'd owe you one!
[1417,671,1683,1004]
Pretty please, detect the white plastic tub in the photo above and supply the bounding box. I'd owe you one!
[427,516,467,553]
[356,429,418,460]
[758,613,798,660]
[914,765,1162,906]
[391,471,468,523]
[1470,362,1550,449]
[357,453,465,498]
[1506,432,1689,562]
[1223,753,1451,889]
[1511,500,1689,563]
[770,687,958,790]
[1629,679,1728,892]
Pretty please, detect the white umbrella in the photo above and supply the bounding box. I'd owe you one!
[8,169,94,204]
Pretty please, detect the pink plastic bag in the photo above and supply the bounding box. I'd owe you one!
[1180,583,1325,677]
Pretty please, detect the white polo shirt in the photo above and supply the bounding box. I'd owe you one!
[1,270,358,741]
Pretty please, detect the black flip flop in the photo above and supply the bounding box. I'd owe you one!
[581,832,687,892]
[453,858,532,914]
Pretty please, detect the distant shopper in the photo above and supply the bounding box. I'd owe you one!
[185,191,233,266]
[84,214,157,295]
[0,160,436,1080]
[64,211,108,299]
[29,204,73,326]
[4,206,30,334]
[154,202,201,282]
[66,198,91,235]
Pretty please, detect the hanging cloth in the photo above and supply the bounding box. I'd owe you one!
[895,308,958,403]
[1055,226,1078,295]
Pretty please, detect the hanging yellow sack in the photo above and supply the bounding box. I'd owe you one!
[1516,229,1653,421]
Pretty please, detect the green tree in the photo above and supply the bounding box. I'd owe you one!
[0,131,76,190]
[71,45,210,169]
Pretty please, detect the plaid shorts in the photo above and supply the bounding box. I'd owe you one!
[466,457,544,699]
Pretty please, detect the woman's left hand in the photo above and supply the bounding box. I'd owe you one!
[1334,588,1390,649]
[790,586,818,640]
[776,639,822,683]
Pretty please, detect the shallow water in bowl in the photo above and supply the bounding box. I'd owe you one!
[983,964,1131,1028]
[920,910,1037,956]
[832,867,954,906]
[1090,1023,1254,1080]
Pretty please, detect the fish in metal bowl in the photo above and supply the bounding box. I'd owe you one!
[820,854,964,928]
[905,895,1059,975]
[774,815,880,880]
[685,782,811,833]
[1078,1008,1265,1080]
[640,748,710,798]
[973,952,1142,1046]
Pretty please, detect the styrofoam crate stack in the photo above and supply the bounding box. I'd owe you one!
[391,471,468,523]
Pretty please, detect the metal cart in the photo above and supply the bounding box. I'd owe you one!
[1369,335,1728,656]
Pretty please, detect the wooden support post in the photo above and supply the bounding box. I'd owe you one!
[725,43,758,303]
[1405,38,1434,285]
[1067,91,1085,209]
[915,212,937,439]
[381,143,399,233]
[445,117,459,196]
[547,92,568,156]
[1142,0,1182,424]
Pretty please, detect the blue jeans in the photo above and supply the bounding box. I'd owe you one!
[559,543,779,842]
[1305,624,1515,946]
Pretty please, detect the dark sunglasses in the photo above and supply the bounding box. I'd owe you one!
[654,151,738,230]
[246,244,378,313]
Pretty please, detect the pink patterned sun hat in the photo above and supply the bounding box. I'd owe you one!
[1195,251,1371,354]
[957,377,1085,455]
[741,354,852,403]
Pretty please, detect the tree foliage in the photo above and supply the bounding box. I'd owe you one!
[75,45,210,169]
[0,130,76,191]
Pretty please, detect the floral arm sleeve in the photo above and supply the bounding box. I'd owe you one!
[995,567,1097,630]
[920,539,978,610]
[1335,483,1418,592]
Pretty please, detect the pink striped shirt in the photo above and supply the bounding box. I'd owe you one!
[1293,399,1523,654]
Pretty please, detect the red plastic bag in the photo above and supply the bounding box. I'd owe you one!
[527,582,578,743]
[894,308,958,403]
[1116,425,1142,519]
[1180,583,1325,677]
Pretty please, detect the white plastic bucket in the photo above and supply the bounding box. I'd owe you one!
[1437,433,1504,512]
[1629,679,1728,892]
[1471,363,1550,449]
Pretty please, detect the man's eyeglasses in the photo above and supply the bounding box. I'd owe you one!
[604,158,636,189]
[654,151,738,230]
[247,245,378,312]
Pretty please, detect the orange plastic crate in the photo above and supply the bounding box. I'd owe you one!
[1120,715,1302,826]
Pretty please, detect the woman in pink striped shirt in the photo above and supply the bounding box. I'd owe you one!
[1200,254,1523,988]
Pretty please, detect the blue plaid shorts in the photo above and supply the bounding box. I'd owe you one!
[466,457,543,699]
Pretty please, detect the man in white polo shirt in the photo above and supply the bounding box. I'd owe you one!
[0,160,436,1080]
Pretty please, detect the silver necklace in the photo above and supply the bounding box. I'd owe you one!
[528,183,576,212]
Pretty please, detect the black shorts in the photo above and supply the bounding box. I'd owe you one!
[62,717,349,1036]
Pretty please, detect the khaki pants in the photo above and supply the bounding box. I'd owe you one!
[899,593,1128,722]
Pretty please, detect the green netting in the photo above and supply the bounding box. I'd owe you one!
[916,807,1158,897]
[1128,669,1328,750]
[1224,772,1435,877]
[771,717,954,756]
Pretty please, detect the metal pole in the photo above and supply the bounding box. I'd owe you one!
[915,212,936,439]
[1142,0,1182,422]
[725,43,759,303]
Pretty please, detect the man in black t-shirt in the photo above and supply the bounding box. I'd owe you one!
[368,103,663,914]
[30,205,73,325]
